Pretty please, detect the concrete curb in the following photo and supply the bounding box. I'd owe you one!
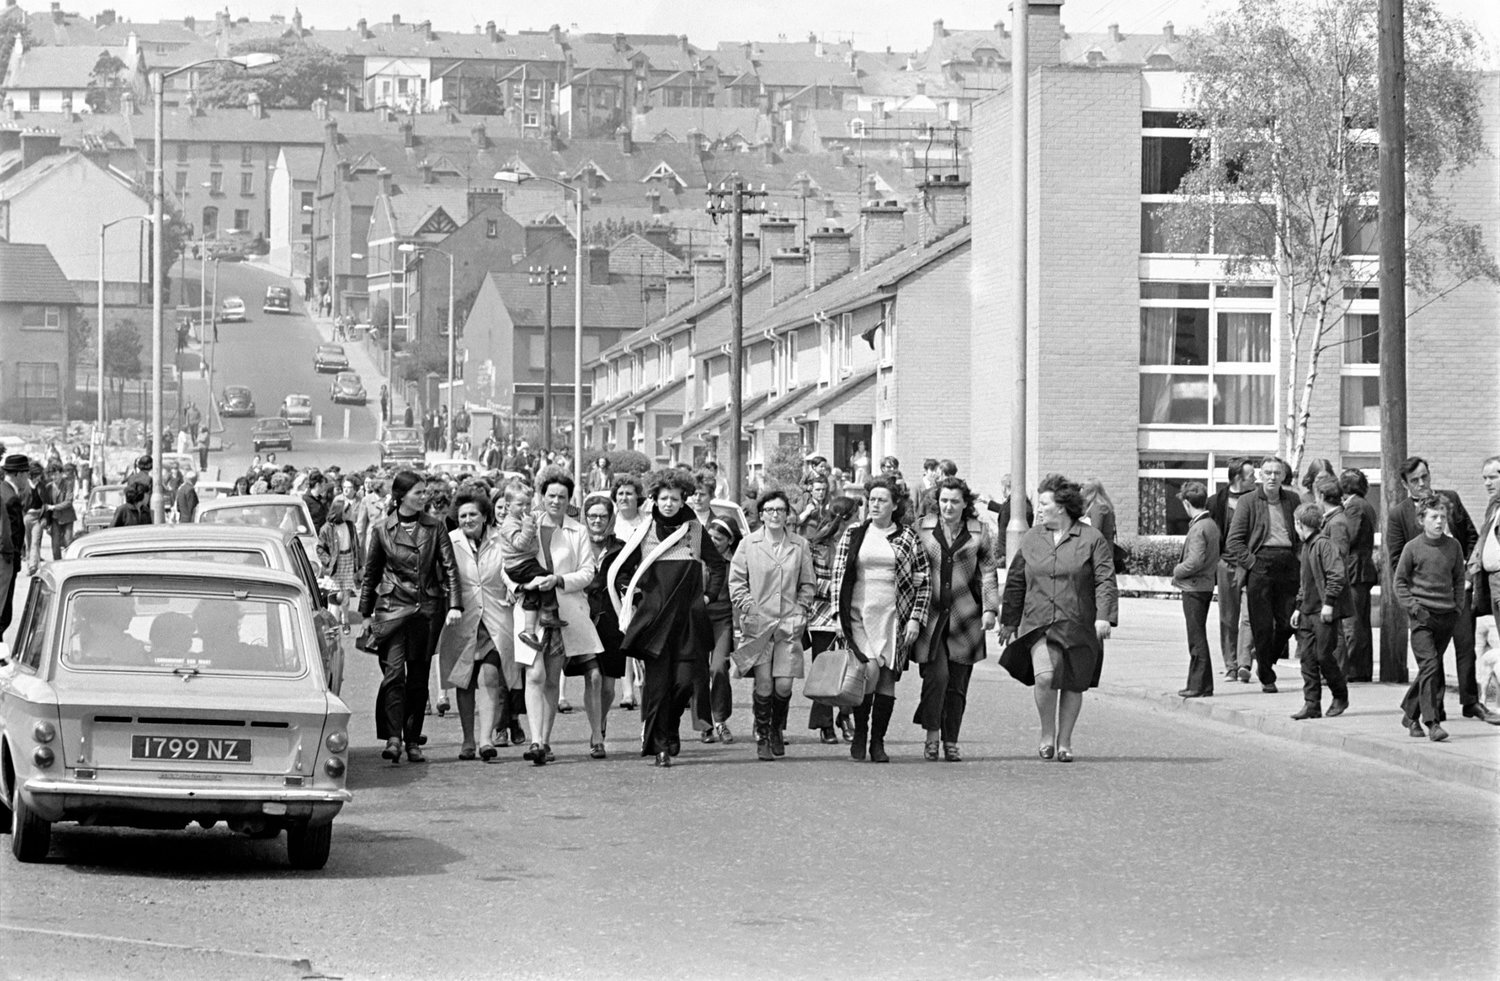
[1094,683,1500,794]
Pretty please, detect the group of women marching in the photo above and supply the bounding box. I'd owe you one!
[355,466,1118,767]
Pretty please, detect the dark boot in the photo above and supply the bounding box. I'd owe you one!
[851,695,872,761]
[770,692,791,757]
[869,693,895,763]
[753,693,774,761]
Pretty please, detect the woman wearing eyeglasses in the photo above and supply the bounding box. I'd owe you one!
[580,493,626,758]
[729,490,817,761]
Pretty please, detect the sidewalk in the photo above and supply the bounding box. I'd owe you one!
[309,314,401,430]
[1078,596,1500,793]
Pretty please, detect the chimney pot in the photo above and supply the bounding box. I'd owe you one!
[859,200,906,270]
[357,18,369,39]
[807,227,852,289]
[392,14,402,28]
[486,21,498,43]
[1164,21,1176,41]
[769,248,807,305]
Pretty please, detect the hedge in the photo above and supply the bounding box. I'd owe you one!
[1115,534,1185,577]
[582,448,653,476]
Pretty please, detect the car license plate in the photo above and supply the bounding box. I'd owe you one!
[131,735,251,763]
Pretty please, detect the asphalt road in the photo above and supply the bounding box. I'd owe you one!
[3,647,1496,980]
[194,261,381,477]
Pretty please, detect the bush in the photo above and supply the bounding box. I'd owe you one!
[582,448,652,476]
[1115,534,1185,577]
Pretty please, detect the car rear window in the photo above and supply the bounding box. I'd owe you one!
[87,549,268,566]
[199,504,309,535]
[60,591,306,674]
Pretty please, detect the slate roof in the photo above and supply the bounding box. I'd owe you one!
[631,107,768,145]
[480,271,645,330]
[5,45,135,89]
[382,186,470,236]
[608,233,685,276]
[0,150,88,200]
[921,23,1191,70]
[0,115,137,151]
[0,243,82,304]
[278,145,322,180]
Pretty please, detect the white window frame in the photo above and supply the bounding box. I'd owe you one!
[1338,288,1380,430]
[1138,282,1278,430]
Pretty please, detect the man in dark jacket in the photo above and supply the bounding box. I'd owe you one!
[1172,481,1220,698]
[1209,457,1258,681]
[1471,455,1500,623]
[1385,455,1494,724]
[1339,468,1380,681]
[1224,456,1301,693]
[0,454,31,637]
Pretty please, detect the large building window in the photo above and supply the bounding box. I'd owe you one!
[1139,282,1275,427]
[17,362,61,402]
[1138,454,1210,535]
[1339,286,1379,428]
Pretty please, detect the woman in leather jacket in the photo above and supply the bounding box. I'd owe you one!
[358,470,462,763]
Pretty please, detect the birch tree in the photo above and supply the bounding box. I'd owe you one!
[1164,0,1496,473]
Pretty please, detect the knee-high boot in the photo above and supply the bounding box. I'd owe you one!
[770,692,791,757]
[753,693,774,761]
[869,693,895,763]
[851,694,872,761]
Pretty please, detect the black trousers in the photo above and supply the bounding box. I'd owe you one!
[806,631,850,730]
[1451,590,1478,708]
[1341,581,1375,682]
[1297,617,1348,704]
[641,654,700,755]
[1245,548,1298,685]
[375,613,435,743]
[1400,609,1456,725]
[692,618,734,728]
[1181,590,1214,694]
[914,643,974,742]
[0,554,19,638]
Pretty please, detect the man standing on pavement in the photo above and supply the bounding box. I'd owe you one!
[379,384,390,424]
[196,425,210,472]
[304,471,329,531]
[175,471,199,524]
[1225,456,1301,693]
[1210,458,1258,682]
[1172,481,1219,698]
[1384,456,1495,725]
[1471,455,1500,624]
[1338,468,1380,681]
[1,455,34,638]
[185,401,202,443]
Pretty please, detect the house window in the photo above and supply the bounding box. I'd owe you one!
[839,313,854,372]
[20,306,62,330]
[175,171,188,192]
[1137,454,1212,535]
[786,331,798,387]
[1139,281,1276,427]
[176,143,189,163]
[485,219,499,238]
[524,111,540,128]
[879,301,894,363]
[209,172,223,194]
[29,90,40,111]
[209,143,221,165]
[233,209,249,232]
[17,362,60,400]
[241,145,253,165]
[1339,288,1379,427]
[240,172,253,195]
[528,81,543,99]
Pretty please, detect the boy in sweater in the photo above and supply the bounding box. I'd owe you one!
[1171,481,1220,698]
[499,483,566,649]
[1394,496,1467,741]
[1289,504,1350,720]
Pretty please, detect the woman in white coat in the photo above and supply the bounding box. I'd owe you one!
[511,470,603,765]
[437,487,515,761]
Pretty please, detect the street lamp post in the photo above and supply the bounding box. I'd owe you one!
[97,215,151,475]
[398,243,455,454]
[495,169,583,494]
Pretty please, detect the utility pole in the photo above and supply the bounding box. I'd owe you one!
[531,264,567,455]
[1377,0,1409,683]
[1008,2,1031,563]
[706,177,767,504]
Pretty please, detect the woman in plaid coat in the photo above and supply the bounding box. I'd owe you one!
[832,476,932,763]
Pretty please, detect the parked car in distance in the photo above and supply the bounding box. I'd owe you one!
[206,239,246,261]
[194,494,321,575]
[219,385,255,417]
[329,372,366,405]
[379,427,425,469]
[65,525,346,696]
[250,417,292,453]
[195,480,234,502]
[80,484,124,535]
[313,344,349,373]
[220,296,246,322]
[160,452,198,476]
[429,459,479,479]
[0,559,352,867]
[262,285,291,314]
[279,394,313,426]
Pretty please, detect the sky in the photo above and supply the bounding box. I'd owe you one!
[80,1,1500,61]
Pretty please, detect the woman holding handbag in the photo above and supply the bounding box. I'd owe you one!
[804,498,861,743]
[729,490,817,761]
[832,476,932,762]
[317,497,364,633]
[913,477,1000,762]
[998,474,1118,763]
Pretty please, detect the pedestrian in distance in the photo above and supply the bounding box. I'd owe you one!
[694,515,741,745]
[316,496,363,634]
[1171,481,1219,698]
[1224,456,1301,694]
[111,478,151,528]
[911,477,1000,762]
[358,471,463,764]
[1080,477,1119,547]
[730,490,816,761]
[437,488,512,762]
[803,497,862,743]
[1338,468,1380,682]
[586,455,613,495]
[998,474,1118,763]
[832,475,931,762]
[1289,503,1352,721]
[1394,496,1468,742]
[174,471,198,525]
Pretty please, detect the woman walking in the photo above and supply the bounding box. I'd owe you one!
[832,476,931,762]
[805,497,861,743]
[581,493,627,758]
[358,471,462,763]
[606,470,728,767]
[612,474,648,709]
[730,490,816,761]
[999,475,1118,763]
[1080,478,1118,546]
[695,515,742,744]
[912,477,999,762]
[439,488,513,761]
[316,497,364,632]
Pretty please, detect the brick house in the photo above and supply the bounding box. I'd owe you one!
[0,242,79,423]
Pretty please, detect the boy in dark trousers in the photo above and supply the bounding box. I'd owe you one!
[1171,481,1220,698]
[1394,496,1468,742]
[1289,504,1350,720]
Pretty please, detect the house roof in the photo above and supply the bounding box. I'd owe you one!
[0,243,82,304]
[479,271,645,331]
[752,61,861,91]
[803,368,877,415]
[744,383,820,427]
[278,145,322,180]
[608,233,685,277]
[382,186,470,236]
[0,150,138,204]
[5,45,135,89]
[631,107,768,145]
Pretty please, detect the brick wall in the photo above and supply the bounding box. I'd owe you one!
[891,243,973,475]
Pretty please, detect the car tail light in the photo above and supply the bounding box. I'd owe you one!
[323,757,346,778]
[33,746,55,767]
[33,721,56,743]
[325,731,348,753]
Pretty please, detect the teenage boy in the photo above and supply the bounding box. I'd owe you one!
[1171,481,1219,698]
[1289,504,1351,720]
[1394,497,1468,742]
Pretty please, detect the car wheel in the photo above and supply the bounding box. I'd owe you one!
[0,761,13,829]
[11,776,52,862]
[286,820,331,870]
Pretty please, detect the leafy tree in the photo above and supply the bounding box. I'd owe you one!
[1163,0,1497,472]
[84,50,128,113]
[103,321,143,407]
[198,37,347,109]
[0,17,31,74]
[461,75,507,116]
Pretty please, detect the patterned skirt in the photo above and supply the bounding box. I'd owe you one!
[330,547,359,595]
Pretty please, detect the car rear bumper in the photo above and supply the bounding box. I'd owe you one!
[22,778,350,825]
[331,394,366,404]
[255,439,293,449]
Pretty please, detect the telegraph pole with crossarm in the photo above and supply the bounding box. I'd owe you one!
[707,178,768,505]
[530,264,567,455]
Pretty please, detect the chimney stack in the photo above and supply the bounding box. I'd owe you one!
[420,162,434,184]
[392,14,402,28]
[1163,21,1176,42]
[182,14,194,30]
[740,232,761,272]
[807,226,852,289]
[1013,0,1065,65]
[859,200,906,270]
[20,130,63,169]
[665,271,695,313]
[357,18,370,39]
[485,21,498,43]
[918,174,968,245]
[400,119,415,148]
[467,186,504,219]
[619,125,633,155]
[246,91,263,119]
[377,169,392,197]
[323,117,338,146]
[643,224,674,255]
[758,217,797,256]
[769,249,807,305]
[692,254,726,301]
[1108,23,1122,43]
[470,121,487,148]
[292,8,303,33]
[51,2,63,26]
[642,281,667,324]
[588,246,611,285]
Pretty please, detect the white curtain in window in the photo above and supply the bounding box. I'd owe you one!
[1217,312,1271,362]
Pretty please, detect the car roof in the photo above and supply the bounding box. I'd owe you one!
[225,385,250,393]
[42,557,304,593]
[254,417,290,426]
[223,296,244,302]
[317,343,344,352]
[198,493,308,512]
[285,394,311,402]
[64,524,293,563]
[386,427,420,436]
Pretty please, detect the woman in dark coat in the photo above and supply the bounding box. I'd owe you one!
[831,476,931,763]
[999,474,1118,763]
[580,492,626,759]
[605,470,728,767]
[358,470,462,764]
[111,479,152,527]
[912,477,1000,762]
